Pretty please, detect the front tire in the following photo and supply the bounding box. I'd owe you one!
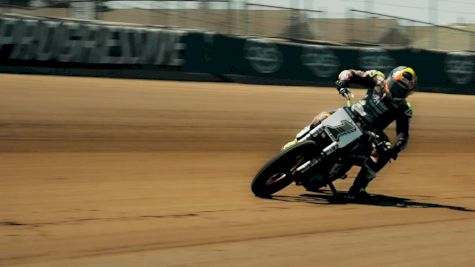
[251,141,318,198]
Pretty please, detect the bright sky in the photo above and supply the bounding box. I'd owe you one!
[106,0,475,26]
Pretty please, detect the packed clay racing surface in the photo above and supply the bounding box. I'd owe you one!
[1,74,474,267]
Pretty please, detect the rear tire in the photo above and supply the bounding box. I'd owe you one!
[251,141,318,198]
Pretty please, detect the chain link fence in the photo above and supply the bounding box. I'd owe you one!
[1,0,474,51]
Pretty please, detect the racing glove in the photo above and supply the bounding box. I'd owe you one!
[335,80,350,96]
[335,80,349,90]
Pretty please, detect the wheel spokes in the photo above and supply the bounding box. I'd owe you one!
[265,155,307,186]
[265,173,287,185]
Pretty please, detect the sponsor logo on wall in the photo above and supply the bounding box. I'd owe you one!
[244,38,282,74]
[301,44,339,78]
[0,16,186,66]
[358,47,395,74]
[445,51,475,85]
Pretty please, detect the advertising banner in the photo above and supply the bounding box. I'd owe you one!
[0,14,473,94]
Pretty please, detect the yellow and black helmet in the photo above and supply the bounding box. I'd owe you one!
[385,66,417,99]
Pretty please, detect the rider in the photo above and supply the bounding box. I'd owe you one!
[334,66,417,198]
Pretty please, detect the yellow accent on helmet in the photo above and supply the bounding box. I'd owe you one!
[393,67,417,90]
[403,67,416,79]
[387,66,417,98]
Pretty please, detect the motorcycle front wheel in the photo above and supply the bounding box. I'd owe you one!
[251,140,317,198]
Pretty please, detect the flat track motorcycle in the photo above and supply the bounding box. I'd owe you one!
[251,88,391,198]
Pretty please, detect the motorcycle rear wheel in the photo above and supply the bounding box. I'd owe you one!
[251,140,317,198]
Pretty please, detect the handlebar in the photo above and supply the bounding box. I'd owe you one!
[338,87,354,107]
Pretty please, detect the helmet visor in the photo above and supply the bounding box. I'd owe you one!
[388,80,411,99]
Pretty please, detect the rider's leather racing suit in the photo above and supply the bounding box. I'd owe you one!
[337,69,413,196]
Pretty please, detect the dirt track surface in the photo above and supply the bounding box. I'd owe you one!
[1,74,474,267]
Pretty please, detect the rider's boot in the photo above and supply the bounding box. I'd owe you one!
[348,166,376,199]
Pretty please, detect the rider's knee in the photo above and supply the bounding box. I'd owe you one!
[311,111,331,126]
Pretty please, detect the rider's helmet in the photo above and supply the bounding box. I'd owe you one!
[385,66,417,99]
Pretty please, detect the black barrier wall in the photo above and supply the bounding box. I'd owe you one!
[1,14,474,94]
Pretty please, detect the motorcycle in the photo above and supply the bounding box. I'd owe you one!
[251,87,392,198]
